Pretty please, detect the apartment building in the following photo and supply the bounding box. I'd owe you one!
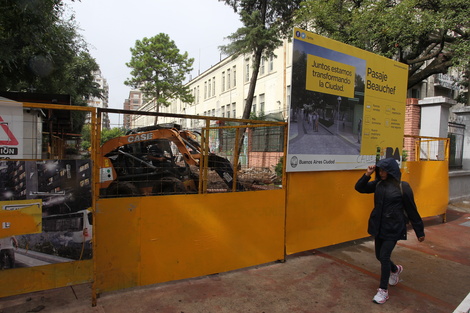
[123,89,145,129]
[85,69,110,129]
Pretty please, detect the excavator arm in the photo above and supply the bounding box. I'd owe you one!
[99,126,245,194]
[101,128,200,166]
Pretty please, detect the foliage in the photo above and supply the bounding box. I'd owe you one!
[80,124,92,151]
[274,156,284,178]
[249,111,266,120]
[80,125,125,151]
[220,0,302,120]
[101,127,125,144]
[0,0,102,135]
[125,33,194,116]
[295,0,470,90]
[0,0,102,107]
[456,70,469,105]
[402,149,408,162]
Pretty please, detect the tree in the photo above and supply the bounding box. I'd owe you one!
[295,0,470,92]
[0,0,102,105]
[81,125,125,151]
[101,127,126,144]
[0,0,102,135]
[125,33,194,124]
[220,0,302,120]
[456,69,469,105]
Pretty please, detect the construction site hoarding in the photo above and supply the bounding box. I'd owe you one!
[287,28,409,172]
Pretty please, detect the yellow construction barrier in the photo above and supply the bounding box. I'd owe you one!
[94,190,286,294]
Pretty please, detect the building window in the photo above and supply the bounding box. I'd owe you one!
[260,58,265,75]
[260,93,265,114]
[222,71,225,92]
[80,163,90,171]
[252,96,257,115]
[245,58,250,82]
[411,88,420,99]
[204,81,207,99]
[221,105,225,117]
[208,79,211,97]
[233,66,237,87]
[269,55,274,72]
[212,77,216,96]
[197,86,200,103]
[227,69,231,89]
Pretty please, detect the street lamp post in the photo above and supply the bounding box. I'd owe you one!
[337,96,342,133]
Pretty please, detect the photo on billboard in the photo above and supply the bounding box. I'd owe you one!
[0,160,92,270]
[287,28,408,172]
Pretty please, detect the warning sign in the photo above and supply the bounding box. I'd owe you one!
[0,100,23,159]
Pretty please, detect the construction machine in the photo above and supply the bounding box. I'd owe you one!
[99,124,245,197]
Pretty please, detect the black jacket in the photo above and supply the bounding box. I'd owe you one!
[355,158,425,241]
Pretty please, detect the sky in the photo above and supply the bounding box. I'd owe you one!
[67,0,242,112]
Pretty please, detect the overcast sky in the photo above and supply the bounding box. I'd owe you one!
[68,0,242,113]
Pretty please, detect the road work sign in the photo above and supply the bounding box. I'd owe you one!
[0,99,23,159]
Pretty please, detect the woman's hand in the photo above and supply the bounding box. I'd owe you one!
[418,236,425,242]
[365,165,376,177]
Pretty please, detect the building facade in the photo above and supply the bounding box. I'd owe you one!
[123,39,469,199]
[130,41,292,129]
[123,90,145,129]
[129,40,463,133]
[85,70,110,129]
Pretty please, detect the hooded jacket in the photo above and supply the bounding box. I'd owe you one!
[355,158,425,241]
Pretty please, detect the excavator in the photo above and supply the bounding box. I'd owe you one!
[99,124,245,197]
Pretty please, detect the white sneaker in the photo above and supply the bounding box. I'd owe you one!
[389,265,403,286]
[373,288,389,304]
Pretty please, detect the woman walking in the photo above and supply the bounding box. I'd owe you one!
[355,158,425,304]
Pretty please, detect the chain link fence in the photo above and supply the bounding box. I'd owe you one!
[98,109,287,197]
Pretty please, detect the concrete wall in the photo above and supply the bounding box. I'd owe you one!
[449,170,470,201]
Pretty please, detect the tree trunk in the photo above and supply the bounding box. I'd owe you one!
[237,48,263,159]
[407,56,453,89]
[154,99,160,125]
[235,0,267,164]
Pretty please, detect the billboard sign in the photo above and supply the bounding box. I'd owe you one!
[287,28,408,172]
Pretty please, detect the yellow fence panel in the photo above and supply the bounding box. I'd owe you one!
[402,160,449,218]
[286,160,449,255]
[94,190,285,294]
[0,260,92,298]
[286,170,371,255]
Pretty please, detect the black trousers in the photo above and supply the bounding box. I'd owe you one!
[374,237,398,289]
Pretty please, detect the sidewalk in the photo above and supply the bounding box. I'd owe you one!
[1,201,469,313]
